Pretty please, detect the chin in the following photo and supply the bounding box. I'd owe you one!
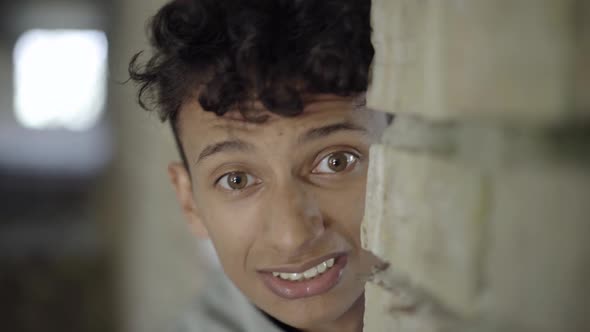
[267,286,364,329]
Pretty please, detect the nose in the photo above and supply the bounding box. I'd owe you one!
[263,178,325,256]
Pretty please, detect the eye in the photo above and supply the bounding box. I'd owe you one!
[313,151,359,174]
[217,171,257,191]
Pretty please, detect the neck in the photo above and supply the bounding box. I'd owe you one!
[305,294,365,332]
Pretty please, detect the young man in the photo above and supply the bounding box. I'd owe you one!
[129,0,389,331]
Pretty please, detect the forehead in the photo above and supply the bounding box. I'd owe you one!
[177,95,378,147]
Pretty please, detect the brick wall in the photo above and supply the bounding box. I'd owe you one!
[362,1,590,331]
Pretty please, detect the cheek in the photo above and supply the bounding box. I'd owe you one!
[318,179,367,239]
[197,194,264,271]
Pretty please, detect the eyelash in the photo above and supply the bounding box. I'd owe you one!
[216,172,257,191]
[312,151,360,174]
[213,149,362,191]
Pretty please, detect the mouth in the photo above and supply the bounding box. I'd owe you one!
[258,253,348,300]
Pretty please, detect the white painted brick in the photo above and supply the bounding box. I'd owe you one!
[362,139,487,316]
[368,0,584,122]
[364,282,442,332]
[484,166,590,332]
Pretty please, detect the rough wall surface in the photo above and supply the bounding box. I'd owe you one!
[363,1,590,331]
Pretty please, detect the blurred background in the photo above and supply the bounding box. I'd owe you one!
[0,0,207,331]
[1,1,588,332]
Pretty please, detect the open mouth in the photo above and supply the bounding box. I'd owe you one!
[259,253,348,300]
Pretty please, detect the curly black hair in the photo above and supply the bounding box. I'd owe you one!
[129,0,374,126]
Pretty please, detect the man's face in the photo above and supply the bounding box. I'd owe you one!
[170,94,388,329]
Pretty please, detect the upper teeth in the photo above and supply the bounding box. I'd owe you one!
[272,258,336,281]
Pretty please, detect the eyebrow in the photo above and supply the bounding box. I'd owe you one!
[195,121,366,165]
[299,121,367,144]
[196,139,254,165]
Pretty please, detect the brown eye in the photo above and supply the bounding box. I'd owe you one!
[327,152,349,172]
[313,151,359,174]
[218,171,255,190]
[228,172,247,189]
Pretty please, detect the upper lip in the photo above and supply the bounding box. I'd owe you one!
[258,252,345,274]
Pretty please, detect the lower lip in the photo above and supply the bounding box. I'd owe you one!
[259,255,348,300]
